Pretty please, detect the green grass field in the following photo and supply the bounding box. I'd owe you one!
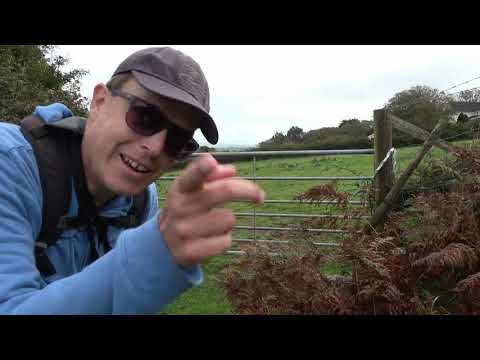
[158,139,477,315]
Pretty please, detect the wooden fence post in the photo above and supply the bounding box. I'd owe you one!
[368,117,449,231]
[374,109,394,208]
[388,113,463,154]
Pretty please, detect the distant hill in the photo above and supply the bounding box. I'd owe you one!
[197,143,255,153]
[213,144,254,151]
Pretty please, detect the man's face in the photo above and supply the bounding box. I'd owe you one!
[83,77,198,204]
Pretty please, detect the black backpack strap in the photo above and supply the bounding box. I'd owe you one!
[66,135,149,261]
[21,115,149,276]
[20,116,73,276]
[45,116,86,134]
[131,188,148,224]
[66,133,108,263]
[104,188,149,228]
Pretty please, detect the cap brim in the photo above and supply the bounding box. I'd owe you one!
[131,70,218,144]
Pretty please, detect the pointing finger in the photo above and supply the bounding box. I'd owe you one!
[205,164,236,183]
[185,178,266,214]
[175,154,218,194]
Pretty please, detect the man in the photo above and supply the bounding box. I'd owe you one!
[0,46,265,314]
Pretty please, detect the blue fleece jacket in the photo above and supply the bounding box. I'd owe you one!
[0,104,203,314]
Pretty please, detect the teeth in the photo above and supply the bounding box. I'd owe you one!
[121,154,149,173]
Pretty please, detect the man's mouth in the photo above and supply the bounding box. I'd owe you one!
[120,154,151,173]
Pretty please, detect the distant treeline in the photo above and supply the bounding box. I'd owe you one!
[255,117,480,152]
[256,119,373,151]
[201,85,480,153]
[198,119,480,157]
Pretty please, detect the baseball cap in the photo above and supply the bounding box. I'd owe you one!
[112,47,218,144]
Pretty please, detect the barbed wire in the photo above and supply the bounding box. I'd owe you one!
[394,129,477,149]
[442,129,480,142]
[389,76,480,111]
[396,89,478,111]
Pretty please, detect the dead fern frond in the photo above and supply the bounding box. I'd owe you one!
[412,243,478,277]
[453,272,480,307]
[455,272,480,296]
[295,182,349,207]
[454,272,480,312]
[369,236,398,252]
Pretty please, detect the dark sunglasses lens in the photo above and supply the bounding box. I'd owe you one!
[175,139,200,160]
[125,102,197,159]
[166,129,198,159]
[126,105,167,136]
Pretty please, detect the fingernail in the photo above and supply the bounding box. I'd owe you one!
[226,164,236,174]
[199,161,213,176]
[258,190,266,203]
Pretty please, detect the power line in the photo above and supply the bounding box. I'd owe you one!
[395,81,480,111]
[447,86,480,96]
[442,76,480,93]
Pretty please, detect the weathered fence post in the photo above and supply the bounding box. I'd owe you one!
[374,108,394,208]
[368,117,449,231]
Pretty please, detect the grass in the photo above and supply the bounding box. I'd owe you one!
[160,255,234,315]
[159,139,478,315]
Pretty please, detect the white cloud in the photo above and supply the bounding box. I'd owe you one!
[56,45,480,146]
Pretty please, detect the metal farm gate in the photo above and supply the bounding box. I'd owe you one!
[157,147,396,255]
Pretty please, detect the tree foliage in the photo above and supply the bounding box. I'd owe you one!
[286,126,304,143]
[257,84,480,151]
[386,85,453,131]
[456,88,480,103]
[339,118,361,128]
[0,45,89,123]
[258,121,372,151]
[384,85,474,147]
[270,131,286,145]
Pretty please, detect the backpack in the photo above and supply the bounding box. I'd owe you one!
[20,115,148,277]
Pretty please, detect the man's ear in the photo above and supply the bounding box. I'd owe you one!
[89,84,108,117]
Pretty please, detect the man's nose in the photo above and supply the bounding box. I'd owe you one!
[140,130,167,156]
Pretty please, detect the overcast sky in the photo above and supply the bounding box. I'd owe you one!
[57,45,480,147]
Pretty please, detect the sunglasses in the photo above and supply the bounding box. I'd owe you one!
[109,88,199,159]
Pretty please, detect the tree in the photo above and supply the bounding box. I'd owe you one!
[286,126,304,143]
[385,85,455,146]
[258,131,286,148]
[271,131,286,144]
[456,88,480,103]
[339,119,361,128]
[0,45,89,123]
[385,85,454,132]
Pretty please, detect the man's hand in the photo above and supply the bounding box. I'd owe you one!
[158,154,265,267]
